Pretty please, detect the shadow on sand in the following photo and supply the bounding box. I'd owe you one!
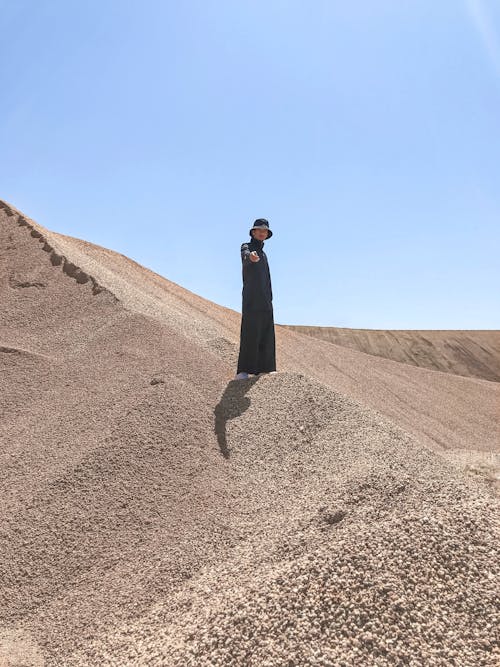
[214,376,260,458]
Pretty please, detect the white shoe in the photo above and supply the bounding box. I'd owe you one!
[235,372,249,380]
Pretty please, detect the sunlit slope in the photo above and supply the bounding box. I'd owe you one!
[1,199,498,666]
[2,199,498,463]
[283,324,500,382]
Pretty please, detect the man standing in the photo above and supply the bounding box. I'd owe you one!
[235,218,277,380]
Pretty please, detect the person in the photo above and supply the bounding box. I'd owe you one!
[235,218,277,380]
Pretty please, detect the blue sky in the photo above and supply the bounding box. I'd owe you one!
[1,0,499,328]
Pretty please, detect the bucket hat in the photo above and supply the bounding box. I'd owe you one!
[249,218,273,239]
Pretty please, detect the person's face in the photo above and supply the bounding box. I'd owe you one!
[252,228,269,241]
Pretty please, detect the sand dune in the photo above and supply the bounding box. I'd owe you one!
[283,325,500,382]
[1,200,499,666]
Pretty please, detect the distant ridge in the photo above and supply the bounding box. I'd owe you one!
[283,325,500,382]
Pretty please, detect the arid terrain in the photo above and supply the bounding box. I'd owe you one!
[1,199,499,666]
[283,325,500,382]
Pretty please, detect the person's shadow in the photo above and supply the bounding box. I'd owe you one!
[214,376,260,458]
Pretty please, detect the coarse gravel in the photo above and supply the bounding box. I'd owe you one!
[1,201,499,666]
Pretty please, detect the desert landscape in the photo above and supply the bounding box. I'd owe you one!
[1,199,499,666]
[283,325,500,383]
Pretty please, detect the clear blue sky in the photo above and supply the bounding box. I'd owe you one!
[1,1,499,328]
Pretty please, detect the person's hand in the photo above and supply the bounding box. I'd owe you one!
[250,251,260,262]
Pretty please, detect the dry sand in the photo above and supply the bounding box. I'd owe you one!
[283,325,500,383]
[0,200,499,666]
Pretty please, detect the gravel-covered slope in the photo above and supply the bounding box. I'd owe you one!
[1,200,498,461]
[63,373,499,667]
[1,201,499,666]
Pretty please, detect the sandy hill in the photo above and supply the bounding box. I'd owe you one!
[0,199,499,667]
[283,325,500,383]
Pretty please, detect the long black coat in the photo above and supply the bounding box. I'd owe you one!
[240,237,273,311]
[236,236,276,375]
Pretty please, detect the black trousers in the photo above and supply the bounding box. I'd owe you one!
[237,308,276,374]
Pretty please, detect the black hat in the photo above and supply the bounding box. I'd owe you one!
[249,218,273,238]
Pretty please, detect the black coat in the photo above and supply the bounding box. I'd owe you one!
[240,237,273,311]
